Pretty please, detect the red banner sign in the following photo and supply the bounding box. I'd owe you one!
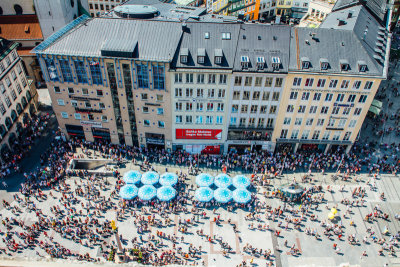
[176,129,222,140]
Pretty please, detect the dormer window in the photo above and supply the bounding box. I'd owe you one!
[198,56,204,64]
[301,57,310,69]
[340,59,349,71]
[214,48,223,65]
[272,56,280,71]
[320,58,329,70]
[241,56,249,69]
[180,55,188,63]
[204,32,210,39]
[256,56,265,70]
[197,48,206,64]
[358,61,367,72]
[180,48,189,64]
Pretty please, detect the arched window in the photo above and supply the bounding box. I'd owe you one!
[11,110,17,122]
[16,103,22,115]
[73,14,77,19]
[14,4,23,15]
[0,7,3,15]
[26,90,32,101]
[0,125,6,137]
[21,97,27,108]
[5,117,12,129]
[71,0,75,7]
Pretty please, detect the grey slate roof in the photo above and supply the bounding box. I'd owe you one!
[289,27,383,76]
[233,24,290,73]
[39,18,183,62]
[331,0,360,12]
[320,4,388,73]
[171,22,241,69]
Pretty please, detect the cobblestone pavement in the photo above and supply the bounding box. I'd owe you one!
[0,153,399,267]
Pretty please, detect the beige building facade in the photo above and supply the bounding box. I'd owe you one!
[273,73,382,153]
[0,38,38,160]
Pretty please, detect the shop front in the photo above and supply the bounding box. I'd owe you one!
[225,140,275,154]
[92,127,111,142]
[145,133,165,150]
[174,129,223,154]
[65,124,85,139]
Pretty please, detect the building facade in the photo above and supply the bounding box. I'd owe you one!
[35,2,389,154]
[34,18,180,149]
[298,0,335,28]
[273,6,389,153]
[208,0,262,20]
[226,25,290,153]
[0,38,38,160]
[88,0,121,17]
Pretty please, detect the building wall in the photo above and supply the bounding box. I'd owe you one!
[299,0,334,27]
[34,0,81,39]
[171,70,231,154]
[273,72,383,152]
[39,54,171,149]
[88,0,121,17]
[225,73,284,152]
[0,0,36,15]
[0,46,38,158]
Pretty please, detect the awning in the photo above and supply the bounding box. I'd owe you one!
[369,105,381,115]
[371,99,382,108]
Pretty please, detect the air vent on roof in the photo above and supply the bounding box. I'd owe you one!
[347,10,353,18]
[258,36,261,40]
[338,19,346,26]
[24,25,30,33]
[305,40,310,45]
[341,42,345,46]
[243,35,246,39]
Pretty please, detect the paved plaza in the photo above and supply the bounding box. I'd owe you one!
[0,149,399,267]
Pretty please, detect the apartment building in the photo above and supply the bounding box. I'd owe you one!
[272,5,389,153]
[208,0,262,20]
[298,0,335,28]
[0,38,38,160]
[170,23,239,154]
[34,18,181,149]
[34,1,389,154]
[88,0,121,17]
[226,25,290,153]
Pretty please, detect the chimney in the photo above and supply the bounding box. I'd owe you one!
[348,11,353,18]
[338,19,346,26]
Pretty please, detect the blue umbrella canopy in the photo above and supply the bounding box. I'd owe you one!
[195,187,214,202]
[196,173,214,187]
[157,186,177,201]
[138,185,157,201]
[232,175,251,188]
[232,189,252,204]
[141,171,160,185]
[214,188,232,203]
[159,173,178,186]
[119,185,138,200]
[123,170,141,184]
[214,174,232,188]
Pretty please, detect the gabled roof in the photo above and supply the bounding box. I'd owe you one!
[233,24,290,73]
[38,18,183,62]
[289,27,383,76]
[320,5,388,72]
[172,22,241,69]
[0,15,43,41]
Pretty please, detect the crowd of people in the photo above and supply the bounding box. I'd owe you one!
[0,113,50,180]
[0,111,398,265]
